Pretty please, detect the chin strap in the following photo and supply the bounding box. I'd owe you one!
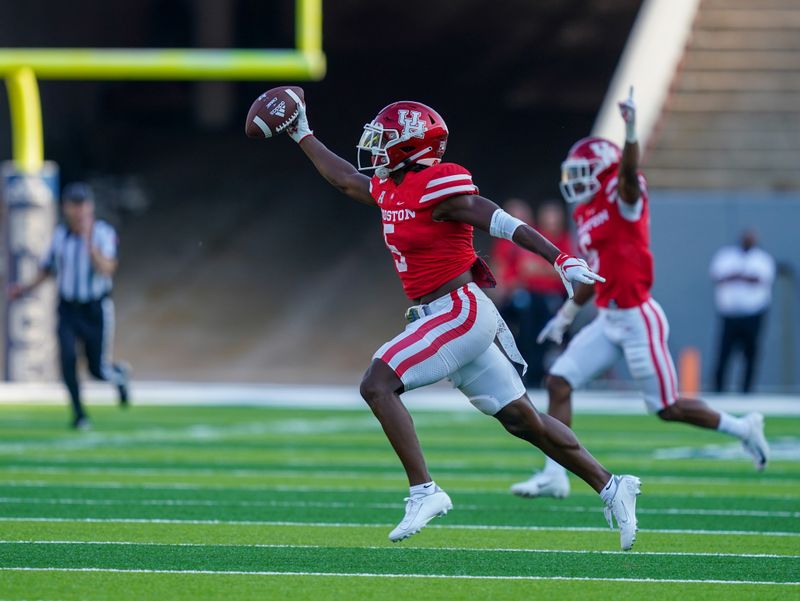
[377,146,435,179]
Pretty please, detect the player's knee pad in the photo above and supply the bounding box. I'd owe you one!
[450,343,526,416]
[466,394,510,416]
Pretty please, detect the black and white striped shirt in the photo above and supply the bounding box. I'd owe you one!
[40,221,118,302]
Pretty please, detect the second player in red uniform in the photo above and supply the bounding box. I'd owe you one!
[511,89,770,499]
[275,91,641,549]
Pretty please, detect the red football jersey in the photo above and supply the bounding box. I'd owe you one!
[370,162,486,300]
[491,231,573,295]
[573,168,653,309]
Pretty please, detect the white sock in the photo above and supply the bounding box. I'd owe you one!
[717,412,749,440]
[543,456,567,475]
[410,481,437,497]
[599,475,619,505]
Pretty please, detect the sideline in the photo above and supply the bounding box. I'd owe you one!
[0,381,797,415]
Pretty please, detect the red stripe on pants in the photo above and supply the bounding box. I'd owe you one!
[639,304,669,408]
[648,299,678,401]
[395,287,478,377]
[379,289,463,365]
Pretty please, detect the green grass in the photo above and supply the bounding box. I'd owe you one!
[0,404,797,600]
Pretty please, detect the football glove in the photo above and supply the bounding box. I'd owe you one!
[537,300,580,345]
[554,253,605,298]
[285,91,314,144]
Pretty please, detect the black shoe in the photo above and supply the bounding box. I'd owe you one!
[115,362,131,407]
[71,415,91,431]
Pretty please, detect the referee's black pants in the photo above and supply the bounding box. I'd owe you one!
[713,311,765,394]
[57,297,118,419]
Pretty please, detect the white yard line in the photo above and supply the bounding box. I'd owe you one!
[0,567,797,586]
[1,466,798,488]
[0,517,798,537]
[0,466,406,480]
[3,479,799,500]
[2,540,798,560]
[0,496,796,519]
[0,416,381,454]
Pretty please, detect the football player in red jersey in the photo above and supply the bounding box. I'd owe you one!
[276,91,640,549]
[511,88,770,500]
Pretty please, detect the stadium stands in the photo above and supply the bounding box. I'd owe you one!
[646,0,800,189]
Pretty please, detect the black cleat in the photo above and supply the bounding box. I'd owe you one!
[115,362,131,407]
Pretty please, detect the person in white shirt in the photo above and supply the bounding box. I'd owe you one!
[710,230,775,393]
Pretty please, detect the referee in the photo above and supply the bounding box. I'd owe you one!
[8,182,130,429]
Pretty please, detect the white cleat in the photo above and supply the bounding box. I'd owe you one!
[741,412,769,471]
[510,470,570,499]
[603,475,641,551]
[388,490,453,542]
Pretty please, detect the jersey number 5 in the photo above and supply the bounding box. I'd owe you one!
[383,223,408,273]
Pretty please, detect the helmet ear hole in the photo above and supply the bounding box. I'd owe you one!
[400,145,416,153]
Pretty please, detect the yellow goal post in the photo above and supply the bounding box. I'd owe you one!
[0,0,325,173]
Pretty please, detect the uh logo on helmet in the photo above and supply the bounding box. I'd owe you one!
[357,101,449,179]
[559,136,622,204]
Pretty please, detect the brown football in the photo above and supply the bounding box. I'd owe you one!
[245,86,304,139]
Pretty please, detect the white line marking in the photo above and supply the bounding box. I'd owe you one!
[251,115,272,137]
[0,496,796,519]
[283,88,303,107]
[0,467,406,480]
[2,540,798,560]
[0,415,380,453]
[0,598,64,601]
[0,497,407,509]
[0,517,797,537]
[1,467,798,489]
[3,479,799,500]
[0,567,797,586]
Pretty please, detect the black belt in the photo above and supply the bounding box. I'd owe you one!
[59,294,109,307]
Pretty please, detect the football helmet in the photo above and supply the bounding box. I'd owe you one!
[559,136,621,204]
[357,101,448,179]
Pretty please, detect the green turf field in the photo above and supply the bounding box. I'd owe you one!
[0,403,797,600]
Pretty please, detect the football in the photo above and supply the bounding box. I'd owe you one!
[245,86,304,139]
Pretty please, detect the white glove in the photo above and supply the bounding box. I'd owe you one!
[618,85,636,143]
[554,253,605,298]
[285,90,313,144]
[537,300,580,344]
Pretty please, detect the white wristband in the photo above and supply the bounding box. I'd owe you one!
[560,299,581,320]
[625,120,637,144]
[489,209,526,240]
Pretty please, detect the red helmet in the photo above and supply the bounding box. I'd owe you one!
[357,101,449,179]
[559,136,621,204]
